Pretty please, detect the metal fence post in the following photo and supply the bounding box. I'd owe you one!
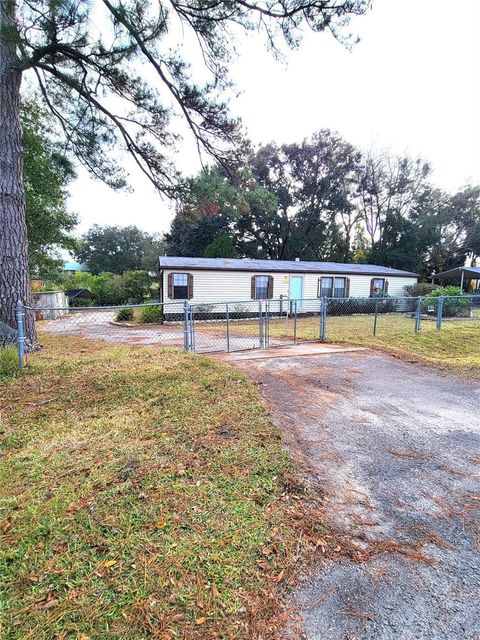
[373,298,379,336]
[183,300,190,350]
[436,296,444,330]
[226,302,230,352]
[265,299,270,348]
[189,304,195,352]
[16,300,26,368]
[415,296,422,333]
[293,300,298,344]
[258,300,264,348]
[320,297,327,342]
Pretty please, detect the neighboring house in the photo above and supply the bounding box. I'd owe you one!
[158,257,418,304]
[63,261,90,273]
[432,266,480,293]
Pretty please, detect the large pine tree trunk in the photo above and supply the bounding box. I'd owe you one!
[0,0,36,347]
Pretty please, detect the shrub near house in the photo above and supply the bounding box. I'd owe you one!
[139,305,163,324]
[425,286,470,317]
[328,294,397,315]
[115,307,134,322]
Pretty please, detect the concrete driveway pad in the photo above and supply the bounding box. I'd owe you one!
[228,349,480,639]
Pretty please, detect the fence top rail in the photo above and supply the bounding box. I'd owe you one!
[25,301,176,312]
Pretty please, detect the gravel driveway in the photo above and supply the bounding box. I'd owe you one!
[229,349,480,639]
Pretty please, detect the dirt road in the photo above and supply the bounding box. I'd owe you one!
[228,348,480,639]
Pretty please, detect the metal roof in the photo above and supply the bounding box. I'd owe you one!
[159,256,417,277]
[63,261,89,272]
[65,288,98,299]
[434,266,480,279]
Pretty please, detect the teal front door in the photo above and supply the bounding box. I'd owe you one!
[290,275,304,309]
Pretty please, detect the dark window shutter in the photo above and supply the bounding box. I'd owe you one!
[187,273,194,299]
[384,279,389,294]
[167,273,173,298]
[317,278,322,297]
[251,275,256,299]
[267,275,274,299]
[370,279,375,297]
[345,277,350,297]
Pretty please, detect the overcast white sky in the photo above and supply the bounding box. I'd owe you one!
[68,0,480,238]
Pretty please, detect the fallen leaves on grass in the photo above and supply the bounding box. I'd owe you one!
[0,336,329,640]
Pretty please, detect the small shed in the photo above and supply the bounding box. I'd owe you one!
[32,290,68,320]
[65,289,98,304]
[433,266,480,293]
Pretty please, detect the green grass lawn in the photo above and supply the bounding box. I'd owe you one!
[0,336,325,639]
[285,312,480,377]
[0,347,19,380]
[198,310,480,378]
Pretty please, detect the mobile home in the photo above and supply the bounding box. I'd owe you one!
[159,257,417,317]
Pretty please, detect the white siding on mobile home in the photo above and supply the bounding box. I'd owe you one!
[161,269,417,304]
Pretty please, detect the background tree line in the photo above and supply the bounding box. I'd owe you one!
[27,112,479,286]
[165,130,480,279]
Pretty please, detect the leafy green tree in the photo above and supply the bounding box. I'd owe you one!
[142,233,167,272]
[452,186,480,266]
[356,152,432,249]
[408,185,480,278]
[77,225,162,274]
[352,248,367,263]
[245,142,295,259]
[56,269,154,304]
[122,270,152,300]
[283,130,362,261]
[166,166,279,258]
[165,168,243,256]
[236,132,362,261]
[59,271,124,305]
[22,99,77,276]
[204,235,237,258]
[1,0,369,345]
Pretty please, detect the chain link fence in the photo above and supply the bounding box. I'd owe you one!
[9,294,480,364]
[24,301,187,348]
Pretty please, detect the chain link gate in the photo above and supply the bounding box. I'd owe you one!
[186,299,273,353]
[184,298,328,354]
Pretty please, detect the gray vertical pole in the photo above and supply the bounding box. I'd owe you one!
[373,298,379,336]
[189,305,195,352]
[415,296,422,333]
[265,299,269,348]
[319,299,322,340]
[436,296,444,330]
[258,300,263,348]
[226,302,230,352]
[460,269,465,293]
[293,300,298,344]
[183,300,189,350]
[16,300,26,368]
[320,297,327,342]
